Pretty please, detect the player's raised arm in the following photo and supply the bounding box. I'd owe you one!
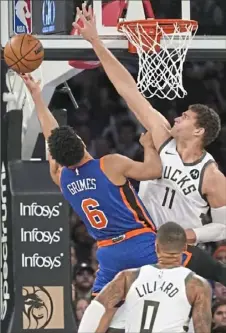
[186,274,212,333]
[186,164,226,244]
[21,74,61,185]
[102,132,162,182]
[20,74,59,139]
[78,269,139,333]
[74,5,171,151]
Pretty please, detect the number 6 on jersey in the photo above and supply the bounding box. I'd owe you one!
[81,198,108,229]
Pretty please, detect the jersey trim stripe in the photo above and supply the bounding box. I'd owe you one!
[128,182,156,231]
[158,137,173,154]
[120,186,143,225]
[99,157,105,172]
[198,159,216,201]
[121,182,156,231]
[183,251,192,267]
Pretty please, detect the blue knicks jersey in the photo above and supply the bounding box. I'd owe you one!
[60,159,156,240]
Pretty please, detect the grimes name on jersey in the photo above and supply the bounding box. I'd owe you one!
[67,178,96,195]
[163,166,196,195]
[136,280,179,299]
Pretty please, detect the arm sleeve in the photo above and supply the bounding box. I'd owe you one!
[193,223,226,243]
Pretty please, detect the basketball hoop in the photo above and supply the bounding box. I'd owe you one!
[118,19,198,100]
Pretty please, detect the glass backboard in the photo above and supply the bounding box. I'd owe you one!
[1,0,226,61]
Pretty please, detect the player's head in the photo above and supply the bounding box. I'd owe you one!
[171,104,221,147]
[155,222,187,260]
[47,126,87,167]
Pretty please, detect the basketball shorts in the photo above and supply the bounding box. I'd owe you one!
[93,231,157,293]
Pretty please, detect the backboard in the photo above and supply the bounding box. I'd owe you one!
[1,0,226,61]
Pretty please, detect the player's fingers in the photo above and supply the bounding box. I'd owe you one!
[88,5,93,17]
[20,73,29,82]
[28,74,34,81]
[73,22,82,32]
[82,2,89,17]
[76,7,87,24]
[82,3,92,22]
[92,13,96,24]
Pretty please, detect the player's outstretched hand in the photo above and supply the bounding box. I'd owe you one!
[20,74,41,99]
[73,3,99,43]
[139,131,155,148]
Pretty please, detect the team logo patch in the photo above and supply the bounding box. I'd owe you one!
[190,169,199,180]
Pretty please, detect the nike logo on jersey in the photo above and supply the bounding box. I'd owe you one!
[165,151,175,155]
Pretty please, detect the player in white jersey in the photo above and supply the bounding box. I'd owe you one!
[78,222,212,333]
[139,137,215,231]
[74,6,226,246]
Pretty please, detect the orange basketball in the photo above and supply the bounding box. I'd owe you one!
[3,34,44,73]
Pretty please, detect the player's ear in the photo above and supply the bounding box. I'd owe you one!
[194,127,205,138]
[155,241,159,255]
[183,244,187,252]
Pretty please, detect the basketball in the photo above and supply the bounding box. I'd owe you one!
[3,34,44,74]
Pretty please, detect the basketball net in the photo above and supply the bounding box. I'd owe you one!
[119,20,198,100]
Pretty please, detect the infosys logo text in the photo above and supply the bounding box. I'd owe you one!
[20,202,62,218]
[21,228,63,244]
[22,253,64,269]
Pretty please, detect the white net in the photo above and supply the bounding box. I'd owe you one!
[119,20,198,100]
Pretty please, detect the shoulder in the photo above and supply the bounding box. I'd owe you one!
[158,137,174,154]
[185,273,211,305]
[101,154,131,171]
[115,268,140,282]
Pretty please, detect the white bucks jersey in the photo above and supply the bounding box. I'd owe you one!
[139,138,215,229]
[124,266,192,333]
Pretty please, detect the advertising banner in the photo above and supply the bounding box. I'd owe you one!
[31,0,74,35]
[1,60,15,333]
[8,160,76,333]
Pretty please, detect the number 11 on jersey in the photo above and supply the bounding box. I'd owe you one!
[162,187,176,209]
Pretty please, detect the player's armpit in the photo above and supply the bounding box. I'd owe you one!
[186,274,212,333]
[202,164,226,208]
[125,90,171,151]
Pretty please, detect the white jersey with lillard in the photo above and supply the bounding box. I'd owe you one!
[124,265,192,333]
[139,138,215,229]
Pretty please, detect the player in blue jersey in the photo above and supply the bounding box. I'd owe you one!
[21,73,162,294]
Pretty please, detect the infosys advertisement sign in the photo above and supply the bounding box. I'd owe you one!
[7,160,76,332]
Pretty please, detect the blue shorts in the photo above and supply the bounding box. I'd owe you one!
[93,231,191,293]
[93,231,157,292]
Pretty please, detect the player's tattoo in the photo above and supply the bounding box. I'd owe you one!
[96,269,140,309]
[185,273,212,333]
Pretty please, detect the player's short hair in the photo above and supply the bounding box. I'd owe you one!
[157,222,186,252]
[47,126,85,167]
[189,104,221,146]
